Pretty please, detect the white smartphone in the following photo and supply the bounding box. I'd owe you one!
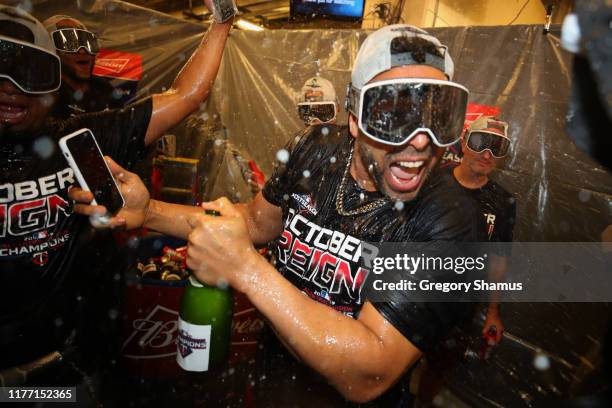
[59,128,125,214]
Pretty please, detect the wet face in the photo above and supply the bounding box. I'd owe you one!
[460,135,500,177]
[348,65,447,202]
[0,79,55,136]
[55,19,95,82]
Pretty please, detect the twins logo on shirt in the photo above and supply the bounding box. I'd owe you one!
[0,168,75,266]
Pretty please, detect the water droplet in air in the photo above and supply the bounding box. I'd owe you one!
[276,149,290,163]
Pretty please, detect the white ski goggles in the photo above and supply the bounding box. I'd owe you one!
[346,78,469,147]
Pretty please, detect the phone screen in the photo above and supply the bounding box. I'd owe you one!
[65,130,123,214]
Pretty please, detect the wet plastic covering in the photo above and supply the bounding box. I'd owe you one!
[9,0,612,405]
[21,1,611,240]
[214,25,612,243]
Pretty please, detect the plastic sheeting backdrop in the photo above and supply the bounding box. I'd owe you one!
[18,0,612,406]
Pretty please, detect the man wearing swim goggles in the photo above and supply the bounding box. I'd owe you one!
[452,116,516,346]
[43,15,121,119]
[297,76,338,125]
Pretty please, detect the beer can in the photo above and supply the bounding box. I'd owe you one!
[142,260,161,280]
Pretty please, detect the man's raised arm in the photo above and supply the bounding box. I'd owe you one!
[145,13,233,145]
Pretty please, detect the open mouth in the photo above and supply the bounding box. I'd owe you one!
[386,158,428,192]
[0,101,28,125]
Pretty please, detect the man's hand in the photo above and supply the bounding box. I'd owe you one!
[186,197,260,290]
[69,157,150,230]
[482,307,504,345]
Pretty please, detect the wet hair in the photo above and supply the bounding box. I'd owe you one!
[0,20,34,43]
[390,36,445,64]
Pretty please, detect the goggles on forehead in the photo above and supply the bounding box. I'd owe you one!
[0,36,61,94]
[346,78,469,147]
[51,28,99,55]
[298,101,337,125]
[465,130,511,158]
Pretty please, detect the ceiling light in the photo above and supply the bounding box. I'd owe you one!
[236,19,264,31]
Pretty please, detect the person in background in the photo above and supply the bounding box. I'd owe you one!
[297,76,338,126]
[0,0,233,386]
[450,116,516,345]
[43,15,123,119]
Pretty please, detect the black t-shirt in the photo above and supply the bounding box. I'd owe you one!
[51,76,124,120]
[0,98,152,367]
[260,125,480,405]
[447,168,516,243]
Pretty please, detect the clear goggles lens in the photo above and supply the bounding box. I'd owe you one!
[52,28,99,55]
[357,79,469,147]
[298,102,336,125]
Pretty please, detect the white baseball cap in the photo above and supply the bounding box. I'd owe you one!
[43,15,89,32]
[0,5,56,55]
[0,5,61,93]
[299,76,337,104]
[351,24,455,89]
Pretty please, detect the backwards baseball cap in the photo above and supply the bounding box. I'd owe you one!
[468,116,508,136]
[345,24,467,148]
[298,77,338,125]
[299,76,337,103]
[44,15,88,31]
[0,5,61,93]
[465,116,511,158]
[351,24,454,90]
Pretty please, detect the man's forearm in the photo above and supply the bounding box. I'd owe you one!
[233,192,284,246]
[143,199,204,239]
[238,254,415,401]
[146,20,233,145]
[170,20,232,108]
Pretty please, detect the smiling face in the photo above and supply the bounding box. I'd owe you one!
[0,79,55,136]
[348,65,447,202]
[55,19,95,82]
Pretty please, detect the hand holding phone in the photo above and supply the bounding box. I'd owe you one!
[59,128,125,215]
[68,157,151,230]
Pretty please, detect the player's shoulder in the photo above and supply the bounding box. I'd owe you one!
[427,168,471,201]
[301,124,346,144]
[486,179,515,204]
[290,124,348,157]
[411,174,480,241]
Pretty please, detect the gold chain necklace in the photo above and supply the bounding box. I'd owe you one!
[335,144,388,216]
